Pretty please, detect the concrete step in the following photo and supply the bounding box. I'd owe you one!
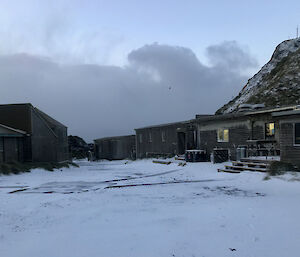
[218,168,241,174]
[232,161,269,168]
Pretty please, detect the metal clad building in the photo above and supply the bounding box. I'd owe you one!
[195,105,300,162]
[94,135,136,160]
[135,120,197,159]
[0,103,69,163]
[195,110,279,160]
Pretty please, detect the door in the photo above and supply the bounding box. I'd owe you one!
[177,132,186,154]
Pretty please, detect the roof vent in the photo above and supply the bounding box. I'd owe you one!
[238,104,252,112]
[238,103,265,112]
[252,104,265,110]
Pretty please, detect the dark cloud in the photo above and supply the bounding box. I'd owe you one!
[206,41,258,73]
[0,42,257,141]
[128,44,205,89]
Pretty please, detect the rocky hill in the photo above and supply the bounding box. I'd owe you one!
[216,38,300,114]
[68,135,92,159]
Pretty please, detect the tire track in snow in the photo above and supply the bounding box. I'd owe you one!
[8,168,184,194]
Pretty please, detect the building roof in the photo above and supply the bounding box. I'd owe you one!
[135,119,196,131]
[94,134,135,143]
[0,103,32,107]
[195,105,299,122]
[134,106,297,130]
[244,105,298,115]
[272,107,300,117]
[0,103,67,129]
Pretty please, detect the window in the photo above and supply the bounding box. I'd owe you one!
[295,123,300,145]
[139,134,143,143]
[161,131,166,142]
[217,129,229,142]
[149,132,152,143]
[265,122,275,139]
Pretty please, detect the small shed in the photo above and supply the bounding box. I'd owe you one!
[135,120,197,159]
[0,103,69,163]
[94,135,136,160]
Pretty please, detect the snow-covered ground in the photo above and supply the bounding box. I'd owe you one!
[1,159,300,257]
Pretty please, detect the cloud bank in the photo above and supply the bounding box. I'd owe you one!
[0,42,257,141]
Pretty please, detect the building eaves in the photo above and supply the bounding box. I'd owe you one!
[0,103,33,107]
[195,105,299,122]
[134,119,195,131]
[195,112,245,122]
[244,105,297,116]
[272,109,300,117]
[94,134,135,143]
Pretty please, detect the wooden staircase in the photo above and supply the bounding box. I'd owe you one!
[218,158,272,173]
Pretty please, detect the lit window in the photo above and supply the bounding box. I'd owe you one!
[149,132,152,142]
[295,123,300,145]
[217,129,229,142]
[139,134,143,143]
[161,131,166,142]
[265,123,275,139]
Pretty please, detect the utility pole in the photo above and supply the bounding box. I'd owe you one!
[297,26,299,39]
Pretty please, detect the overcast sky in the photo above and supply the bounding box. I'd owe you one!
[0,0,299,142]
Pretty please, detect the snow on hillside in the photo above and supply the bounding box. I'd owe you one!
[1,159,300,257]
[219,38,300,114]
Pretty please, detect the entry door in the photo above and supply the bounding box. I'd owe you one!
[177,132,186,154]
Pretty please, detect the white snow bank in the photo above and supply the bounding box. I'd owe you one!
[0,159,299,257]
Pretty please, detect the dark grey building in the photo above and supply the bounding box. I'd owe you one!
[0,103,69,163]
[135,120,197,159]
[94,135,136,160]
[134,105,300,165]
[272,107,300,166]
[195,105,298,161]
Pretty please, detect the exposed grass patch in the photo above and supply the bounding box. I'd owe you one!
[267,161,299,176]
[0,162,31,175]
[0,161,79,175]
[68,162,79,168]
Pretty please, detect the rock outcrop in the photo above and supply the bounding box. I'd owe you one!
[216,38,300,114]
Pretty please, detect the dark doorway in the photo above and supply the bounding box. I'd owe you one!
[4,137,19,162]
[186,131,196,150]
[177,132,186,154]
